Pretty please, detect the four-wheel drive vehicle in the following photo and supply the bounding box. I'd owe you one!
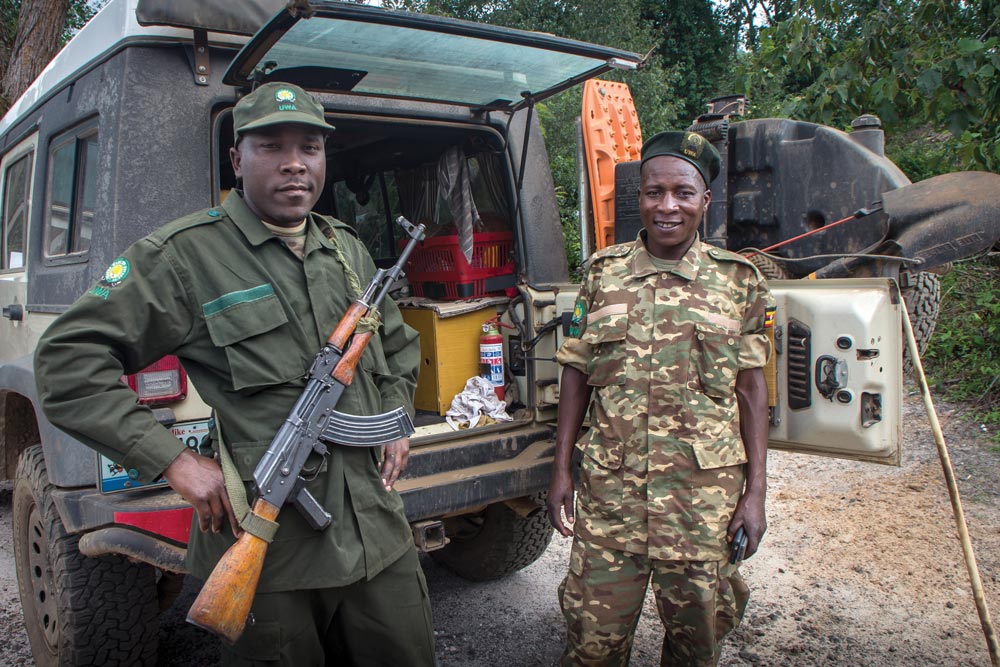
[0,1,997,665]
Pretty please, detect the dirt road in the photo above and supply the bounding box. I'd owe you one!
[2,390,998,666]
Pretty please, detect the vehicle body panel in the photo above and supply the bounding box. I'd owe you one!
[768,278,903,464]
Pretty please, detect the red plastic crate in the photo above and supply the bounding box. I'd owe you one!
[405,232,515,300]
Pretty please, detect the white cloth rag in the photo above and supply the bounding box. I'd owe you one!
[445,376,512,430]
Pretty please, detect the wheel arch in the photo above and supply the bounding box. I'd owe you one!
[0,353,97,487]
[1,390,40,481]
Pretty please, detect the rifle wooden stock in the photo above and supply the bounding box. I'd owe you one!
[328,302,369,350]
[186,498,281,643]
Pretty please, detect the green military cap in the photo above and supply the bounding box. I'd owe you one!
[640,130,721,185]
[233,82,335,141]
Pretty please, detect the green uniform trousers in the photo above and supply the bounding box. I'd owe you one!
[221,549,435,667]
[559,537,748,667]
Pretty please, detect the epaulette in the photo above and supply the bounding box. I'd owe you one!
[315,213,360,241]
[587,242,633,264]
[147,207,226,245]
[580,241,633,275]
[703,244,765,278]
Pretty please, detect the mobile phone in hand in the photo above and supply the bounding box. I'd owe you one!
[729,526,748,564]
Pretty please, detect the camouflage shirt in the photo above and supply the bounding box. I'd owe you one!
[556,234,772,561]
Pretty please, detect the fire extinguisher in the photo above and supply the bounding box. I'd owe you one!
[480,317,507,400]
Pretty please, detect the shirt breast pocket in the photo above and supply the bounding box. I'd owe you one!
[204,291,303,392]
[580,311,629,387]
[692,322,741,398]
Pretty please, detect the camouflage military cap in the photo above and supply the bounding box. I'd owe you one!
[640,130,721,185]
[233,82,335,141]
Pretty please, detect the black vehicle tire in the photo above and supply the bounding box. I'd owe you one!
[429,495,554,581]
[740,251,789,280]
[13,445,159,667]
[901,271,941,372]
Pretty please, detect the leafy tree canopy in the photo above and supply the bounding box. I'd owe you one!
[734,0,1000,171]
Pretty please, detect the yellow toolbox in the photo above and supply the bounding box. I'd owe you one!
[401,306,498,415]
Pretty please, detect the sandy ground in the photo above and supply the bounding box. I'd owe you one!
[1,389,998,666]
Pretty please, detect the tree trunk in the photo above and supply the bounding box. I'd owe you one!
[1,0,70,115]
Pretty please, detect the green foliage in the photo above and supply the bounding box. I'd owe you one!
[885,128,959,181]
[640,0,732,121]
[923,259,1000,443]
[0,1,20,65]
[736,0,1000,172]
[64,1,104,40]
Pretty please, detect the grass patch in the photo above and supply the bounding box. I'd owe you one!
[922,258,1000,444]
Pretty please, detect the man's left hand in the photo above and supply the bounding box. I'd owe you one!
[727,488,766,559]
[380,437,410,491]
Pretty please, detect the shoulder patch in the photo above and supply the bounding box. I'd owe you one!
[568,296,587,338]
[87,257,132,300]
[765,305,776,328]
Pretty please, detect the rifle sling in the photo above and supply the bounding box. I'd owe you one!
[214,415,280,543]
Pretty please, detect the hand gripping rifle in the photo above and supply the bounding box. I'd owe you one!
[186,217,426,643]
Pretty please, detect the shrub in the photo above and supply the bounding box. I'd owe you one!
[922,258,1000,443]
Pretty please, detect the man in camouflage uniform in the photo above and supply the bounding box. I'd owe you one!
[35,83,435,666]
[547,131,772,667]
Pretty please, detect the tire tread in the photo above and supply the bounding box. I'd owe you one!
[14,445,159,667]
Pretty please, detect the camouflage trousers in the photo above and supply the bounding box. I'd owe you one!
[559,537,749,667]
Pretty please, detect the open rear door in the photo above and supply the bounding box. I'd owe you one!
[767,278,903,465]
[223,3,642,110]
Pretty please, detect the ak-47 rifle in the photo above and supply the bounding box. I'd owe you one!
[186,216,426,643]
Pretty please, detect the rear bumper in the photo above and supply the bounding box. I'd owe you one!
[48,422,556,569]
[51,485,193,572]
[398,422,556,520]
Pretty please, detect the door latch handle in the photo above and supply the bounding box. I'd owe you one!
[2,303,23,321]
[815,355,848,400]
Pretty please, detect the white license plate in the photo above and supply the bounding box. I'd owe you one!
[98,419,211,493]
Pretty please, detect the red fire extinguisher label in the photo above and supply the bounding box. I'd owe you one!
[480,343,504,388]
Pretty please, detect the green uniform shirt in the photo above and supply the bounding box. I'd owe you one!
[556,234,772,562]
[35,192,420,591]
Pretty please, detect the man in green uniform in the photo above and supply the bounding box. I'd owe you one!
[34,83,435,666]
[547,131,772,667]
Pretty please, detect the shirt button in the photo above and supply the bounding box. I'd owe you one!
[207,209,220,217]
[127,468,139,479]
[697,333,705,341]
[728,338,735,345]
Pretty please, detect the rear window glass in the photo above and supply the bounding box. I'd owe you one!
[225,6,639,110]
[334,152,511,264]
[262,18,610,108]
